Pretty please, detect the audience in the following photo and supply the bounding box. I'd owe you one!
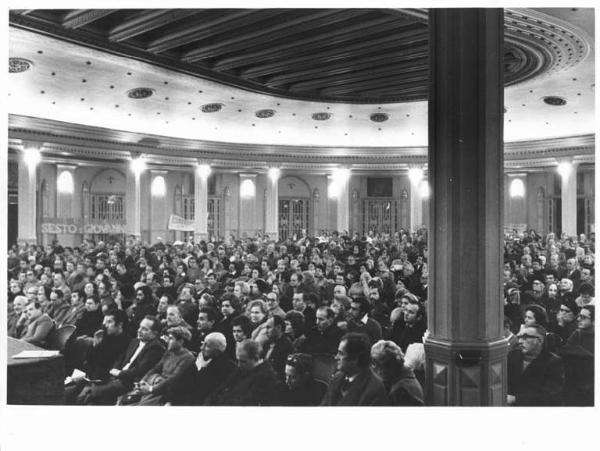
[6,227,594,406]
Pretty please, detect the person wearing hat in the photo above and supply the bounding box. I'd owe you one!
[283,353,324,406]
[547,296,580,344]
[125,325,195,406]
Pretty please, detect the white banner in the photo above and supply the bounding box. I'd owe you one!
[168,214,195,231]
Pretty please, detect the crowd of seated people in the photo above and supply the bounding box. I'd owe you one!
[5,227,594,406]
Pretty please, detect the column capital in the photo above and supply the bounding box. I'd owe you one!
[56,163,77,171]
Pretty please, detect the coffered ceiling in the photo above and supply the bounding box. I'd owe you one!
[7,7,596,148]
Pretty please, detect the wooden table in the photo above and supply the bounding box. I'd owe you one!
[7,337,65,405]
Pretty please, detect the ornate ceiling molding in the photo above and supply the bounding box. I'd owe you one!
[9,114,594,172]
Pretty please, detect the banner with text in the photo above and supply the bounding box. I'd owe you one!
[41,218,126,235]
[168,214,195,231]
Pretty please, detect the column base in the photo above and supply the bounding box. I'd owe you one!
[424,336,509,406]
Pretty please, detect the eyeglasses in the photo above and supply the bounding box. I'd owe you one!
[577,314,591,320]
[517,334,542,340]
[559,307,573,313]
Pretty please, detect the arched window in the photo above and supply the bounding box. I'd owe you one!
[151,175,166,197]
[509,178,525,198]
[57,170,74,194]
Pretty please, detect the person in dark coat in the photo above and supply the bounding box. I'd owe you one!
[127,285,157,337]
[346,297,383,345]
[300,306,344,356]
[546,297,579,344]
[206,339,283,406]
[64,309,130,404]
[371,340,424,406]
[390,303,426,353]
[262,316,294,382]
[77,315,165,405]
[507,324,565,406]
[187,332,235,405]
[321,333,387,406]
[283,353,325,406]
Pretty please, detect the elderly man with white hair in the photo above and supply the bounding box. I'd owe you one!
[189,332,235,405]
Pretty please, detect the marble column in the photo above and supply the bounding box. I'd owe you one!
[559,160,578,237]
[425,8,507,406]
[17,147,39,244]
[265,168,280,241]
[194,165,210,242]
[126,158,144,239]
[334,169,350,234]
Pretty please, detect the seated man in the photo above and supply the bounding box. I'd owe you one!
[45,289,71,327]
[262,315,294,382]
[7,295,28,338]
[77,315,165,405]
[321,332,387,406]
[188,332,235,406]
[547,298,579,344]
[507,324,565,406]
[159,305,193,344]
[391,303,427,353]
[123,326,195,406]
[300,306,344,356]
[65,309,130,404]
[20,301,54,348]
[346,297,383,345]
[206,339,282,406]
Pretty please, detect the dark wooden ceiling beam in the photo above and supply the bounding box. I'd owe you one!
[314,71,428,95]
[108,9,196,42]
[214,16,417,72]
[263,41,428,86]
[193,9,363,64]
[267,56,428,89]
[289,66,429,92]
[61,9,117,29]
[383,8,429,23]
[182,9,364,63]
[145,10,271,53]
[238,26,428,78]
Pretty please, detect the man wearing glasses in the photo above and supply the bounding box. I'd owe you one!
[507,324,565,406]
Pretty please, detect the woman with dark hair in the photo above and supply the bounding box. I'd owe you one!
[371,340,424,406]
[284,310,306,351]
[523,304,549,328]
[127,285,157,337]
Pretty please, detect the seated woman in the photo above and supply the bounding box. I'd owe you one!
[370,340,424,406]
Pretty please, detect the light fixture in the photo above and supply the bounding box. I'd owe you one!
[196,164,211,180]
[22,146,41,169]
[268,167,281,182]
[408,167,424,185]
[57,171,74,194]
[419,180,430,198]
[130,155,146,175]
[151,175,166,197]
[557,161,572,179]
[509,178,525,198]
[240,179,256,198]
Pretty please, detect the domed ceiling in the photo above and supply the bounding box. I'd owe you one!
[8,7,595,148]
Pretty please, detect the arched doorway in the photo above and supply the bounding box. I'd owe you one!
[278,176,311,241]
[89,168,126,242]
